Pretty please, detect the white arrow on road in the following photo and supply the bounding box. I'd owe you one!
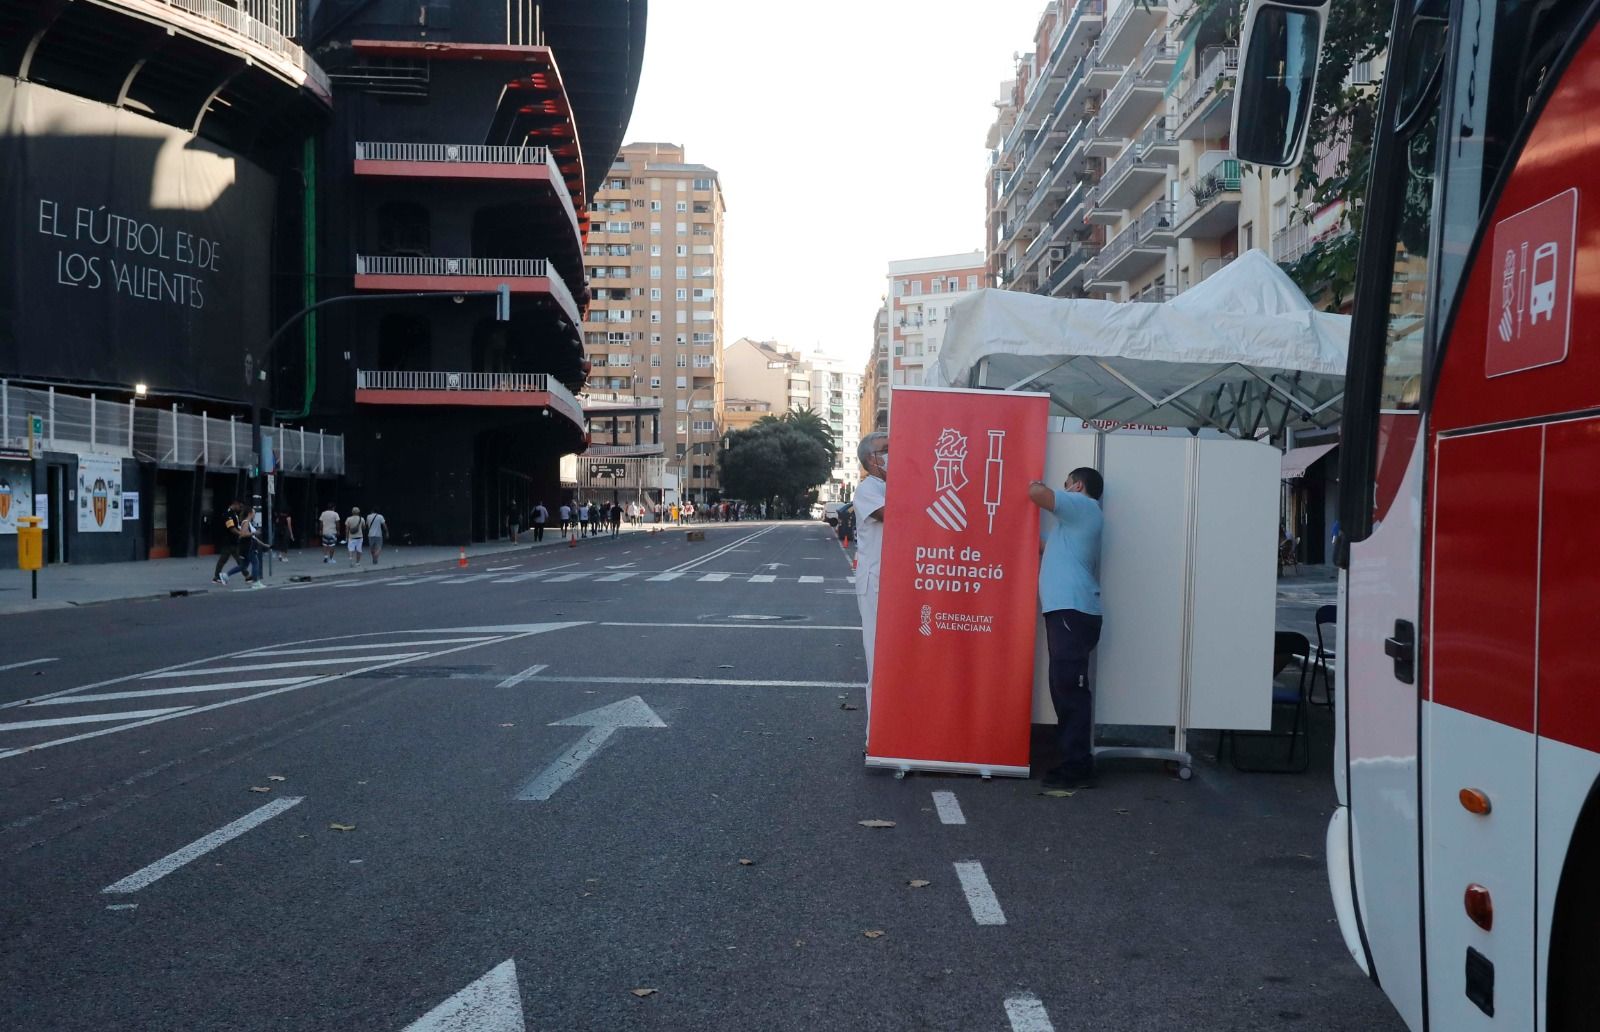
[604,562,636,569]
[516,696,666,801]
[402,959,524,1031]
[762,562,787,570]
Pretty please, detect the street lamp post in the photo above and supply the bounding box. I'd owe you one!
[681,380,721,509]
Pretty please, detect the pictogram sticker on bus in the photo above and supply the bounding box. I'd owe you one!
[1485,188,1578,377]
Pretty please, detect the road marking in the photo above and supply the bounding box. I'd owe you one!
[932,791,966,825]
[102,797,304,894]
[847,576,856,584]
[383,575,450,587]
[436,573,500,584]
[1004,994,1054,1032]
[239,637,498,657]
[954,861,1006,925]
[0,707,191,732]
[598,621,862,631]
[595,571,637,582]
[529,675,866,688]
[517,696,666,801]
[140,653,428,678]
[544,573,589,582]
[401,959,524,1032]
[698,573,729,582]
[660,525,775,574]
[799,576,824,583]
[749,575,776,583]
[496,664,548,688]
[487,565,520,572]
[0,658,58,673]
[0,625,587,761]
[33,677,314,705]
[647,572,684,582]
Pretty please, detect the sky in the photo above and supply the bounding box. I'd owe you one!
[622,0,1046,370]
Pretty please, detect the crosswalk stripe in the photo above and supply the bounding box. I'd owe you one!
[240,637,498,657]
[698,573,729,582]
[595,572,638,582]
[34,677,315,705]
[436,573,500,584]
[545,573,589,582]
[0,707,191,732]
[492,572,548,583]
[847,576,857,583]
[386,574,449,587]
[749,575,776,583]
[799,576,824,583]
[647,572,684,582]
[141,653,427,678]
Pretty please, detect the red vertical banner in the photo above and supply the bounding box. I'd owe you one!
[866,387,1049,776]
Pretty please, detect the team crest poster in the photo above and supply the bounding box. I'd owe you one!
[0,461,34,535]
[866,386,1049,776]
[76,455,123,533]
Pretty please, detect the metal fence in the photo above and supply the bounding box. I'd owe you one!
[355,142,550,165]
[355,370,582,423]
[142,0,330,93]
[353,255,579,325]
[0,381,344,474]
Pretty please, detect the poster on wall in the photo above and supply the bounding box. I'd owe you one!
[123,491,140,521]
[0,463,33,534]
[866,386,1050,777]
[76,456,123,533]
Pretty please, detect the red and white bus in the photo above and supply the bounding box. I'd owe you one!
[1234,0,1600,1028]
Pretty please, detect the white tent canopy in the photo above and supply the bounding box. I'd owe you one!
[932,250,1348,438]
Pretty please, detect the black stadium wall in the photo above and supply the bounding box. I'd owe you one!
[0,78,277,405]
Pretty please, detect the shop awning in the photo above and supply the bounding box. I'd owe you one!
[1281,443,1337,479]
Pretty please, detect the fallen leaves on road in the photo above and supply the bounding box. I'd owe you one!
[267,775,287,782]
[249,786,272,793]
[630,988,658,998]
[908,879,931,888]
[839,703,860,711]
[499,723,516,728]
[1039,789,1075,798]
[329,823,356,832]
[857,819,896,829]
[1113,808,1132,815]
[863,930,885,939]
[718,664,734,669]
[738,858,755,866]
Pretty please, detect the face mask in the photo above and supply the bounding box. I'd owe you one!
[878,453,889,472]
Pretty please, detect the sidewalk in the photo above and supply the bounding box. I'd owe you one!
[0,524,660,615]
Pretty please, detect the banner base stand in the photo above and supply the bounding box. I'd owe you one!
[865,755,1030,779]
[1093,744,1193,781]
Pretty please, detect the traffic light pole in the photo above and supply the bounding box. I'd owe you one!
[251,286,510,575]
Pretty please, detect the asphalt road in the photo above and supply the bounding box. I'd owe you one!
[0,523,1404,1031]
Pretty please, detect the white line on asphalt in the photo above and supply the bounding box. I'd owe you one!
[646,571,683,582]
[954,861,1007,925]
[799,576,824,583]
[749,575,776,583]
[102,797,304,894]
[487,566,519,572]
[33,677,314,705]
[528,675,866,688]
[402,958,524,1032]
[379,574,451,587]
[1003,993,1055,1032]
[0,707,191,732]
[239,637,498,657]
[0,658,58,672]
[496,664,548,688]
[435,573,501,584]
[932,791,967,825]
[660,525,775,574]
[0,626,588,761]
[140,653,428,678]
[544,573,588,582]
[698,573,729,582]
[847,576,856,583]
[597,621,862,631]
[595,571,637,582]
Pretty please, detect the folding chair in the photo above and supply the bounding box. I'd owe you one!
[1218,631,1312,773]
[1311,604,1337,708]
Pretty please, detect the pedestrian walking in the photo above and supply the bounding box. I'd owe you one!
[578,501,590,537]
[246,507,266,583]
[274,510,295,562]
[558,502,572,535]
[212,500,243,583]
[507,500,521,544]
[319,504,340,563]
[365,510,388,564]
[852,432,888,717]
[1029,468,1105,790]
[345,507,366,564]
[609,503,622,537]
[532,501,548,542]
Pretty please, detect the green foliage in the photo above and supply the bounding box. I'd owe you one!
[717,412,833,513]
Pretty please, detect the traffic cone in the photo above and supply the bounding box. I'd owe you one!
[458,546,468,568]
[568,528,578,548]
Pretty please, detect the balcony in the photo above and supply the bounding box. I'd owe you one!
[1136,115,1179,163]
[585,442,664,458]
[1051,0,1108,60]
[1272,222,1313,264]
[1174,46,1239,139]
[1136,31,1180,80]
[581,392,664,412]
[1097,61,1166,138]
[1096,200,1173,281]
[355,370,585,431]
[144,0,330,97]
[1040,237,1104,296]
[353,256,580,329]
[354,142,582,244]
[1085,45,1126,89]
[1100,0,1168,65]
[1098,135,1169,210]
[1141,198,1179,246]
[1134,282,1177,303]
[1200,253,1238,282]
[1174,152,1243,238]
[1086,184,1123,225]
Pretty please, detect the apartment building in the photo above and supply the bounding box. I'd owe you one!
[886,252,986,395]
[581,143,726,500]
[805,353,863,501]
[985,0,1331,307]
[860,303,891,437]
[724,337,860,500]
[723,338,811,415]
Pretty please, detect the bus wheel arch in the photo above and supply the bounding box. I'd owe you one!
[1547,776,1600,1030]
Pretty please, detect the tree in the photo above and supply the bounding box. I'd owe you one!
[717,418,833,515]
[783,407,838,463]
[1189,0,1394,307]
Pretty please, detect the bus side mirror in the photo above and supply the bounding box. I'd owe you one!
[1232,0,1329,168]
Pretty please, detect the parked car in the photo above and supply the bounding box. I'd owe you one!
[822,501,847,526]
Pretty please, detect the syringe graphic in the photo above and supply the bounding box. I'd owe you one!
[983,430,1006,533]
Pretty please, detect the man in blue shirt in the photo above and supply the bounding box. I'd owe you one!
[1028,467,1104,788]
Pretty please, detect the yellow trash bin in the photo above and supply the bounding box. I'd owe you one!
[17,515,43,572]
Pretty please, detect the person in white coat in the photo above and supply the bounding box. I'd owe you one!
[852,432,889,715]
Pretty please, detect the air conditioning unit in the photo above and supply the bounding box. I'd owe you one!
[1048,246,1066,262]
